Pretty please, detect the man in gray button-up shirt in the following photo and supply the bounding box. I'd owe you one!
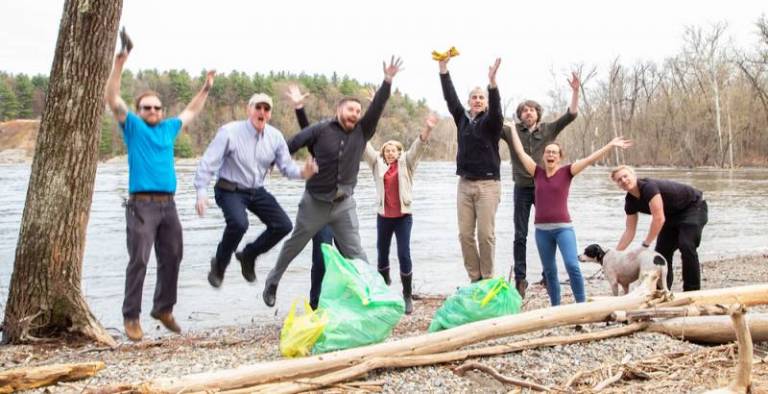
[194,93,317,289]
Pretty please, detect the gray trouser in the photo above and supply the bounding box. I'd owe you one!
[122,200,183,319]
[265,191,367,288]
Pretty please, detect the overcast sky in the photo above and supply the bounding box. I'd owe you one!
[1,1,766,112]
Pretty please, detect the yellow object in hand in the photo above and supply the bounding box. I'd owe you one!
[432,46,460,61]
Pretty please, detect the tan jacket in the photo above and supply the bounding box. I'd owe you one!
[364,137,427,216]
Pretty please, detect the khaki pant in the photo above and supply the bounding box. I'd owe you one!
[457,178,501,281]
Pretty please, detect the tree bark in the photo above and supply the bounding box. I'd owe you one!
[2,0,122,346]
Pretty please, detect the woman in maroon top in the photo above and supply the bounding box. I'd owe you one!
[363,114,436,314]
[509,130,631,305]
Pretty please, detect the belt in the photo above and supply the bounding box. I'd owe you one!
[130,192,174,202]
[215,178,261,194]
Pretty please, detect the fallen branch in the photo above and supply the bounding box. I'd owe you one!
[592,368,623,392]
[647,313,768,344]
[226,322,649,394]
[141,272,666,393]
[610,304,729,322]
[453,361,550,391]
[703,305,753,394]
[0,361,104,393]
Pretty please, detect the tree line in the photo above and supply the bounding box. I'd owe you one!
[2,17,768,166]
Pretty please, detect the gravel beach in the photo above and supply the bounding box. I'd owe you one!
[2,254,767,393]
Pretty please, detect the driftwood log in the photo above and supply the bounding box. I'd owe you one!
[648,313,768,344]
[135,280,768,393]
[703,306,753,394]
[0,361,105,393]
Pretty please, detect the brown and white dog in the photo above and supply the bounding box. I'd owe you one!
[578,244,668,295]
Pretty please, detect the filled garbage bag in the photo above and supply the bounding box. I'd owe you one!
[279,299,328,357]
[428,277,521,332]
[312,244,405,354]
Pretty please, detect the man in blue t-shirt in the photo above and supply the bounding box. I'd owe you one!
[105,44,214,341]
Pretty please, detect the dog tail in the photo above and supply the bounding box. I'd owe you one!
[653,254,666,266]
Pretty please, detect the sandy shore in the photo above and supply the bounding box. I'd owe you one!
[2,253,767,393]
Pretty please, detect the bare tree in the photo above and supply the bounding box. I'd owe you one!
[2,0,122,346]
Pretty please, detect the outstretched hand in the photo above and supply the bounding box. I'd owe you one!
[568,71,581,92]
[203,70,216,91]
[438,57,450,74]
[609,136,633,150]
[421,112,438,141]
[285,84,310,108]
[383,56,404,83]
[488,58,501,87]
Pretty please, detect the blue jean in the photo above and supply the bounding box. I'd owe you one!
[513,185,535,281]
[309,225,334,308]
[534,226,585,306]
[377,214,413,275]
[213,187,292,272]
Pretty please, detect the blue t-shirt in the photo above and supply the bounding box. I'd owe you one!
[121,112,182,193]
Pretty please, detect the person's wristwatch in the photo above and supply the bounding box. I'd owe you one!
[641,242,650,248]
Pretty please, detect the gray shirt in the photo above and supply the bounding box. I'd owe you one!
[194,120,302,200]
[500,111,577,187]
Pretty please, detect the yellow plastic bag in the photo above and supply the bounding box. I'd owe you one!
[431,46,460,61]
[279,299,328,357]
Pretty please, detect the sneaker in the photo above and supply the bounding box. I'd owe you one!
[235,251,256,282]
[150,311,182,334]
[207,257,223,288]
[124,318,143,341]
[515,279,529,299]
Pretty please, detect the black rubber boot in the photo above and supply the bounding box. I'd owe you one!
[378,267,392,285]
[401,273,413,315]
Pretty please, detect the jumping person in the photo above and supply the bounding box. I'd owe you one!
[508,127,631,306]
[611,166,708,291]
[500,72,580,298]
[261,57,404,307]
[194,93,318,290]
[439,56,503,282]
[105,41,214,341]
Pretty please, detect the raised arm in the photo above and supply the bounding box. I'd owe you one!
[438,57,465,122]
[286,84,311,129]
[508,121,537,176]
[405,113,437,170]
[178,71,215,126]
[359,56,402,140]
[568,71,580,115]
[486,58,503,135]
[105,52,129,124]
[571,137,632,176]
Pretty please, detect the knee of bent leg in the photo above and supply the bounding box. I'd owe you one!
[227,216,249,235]
[273,219,293,238]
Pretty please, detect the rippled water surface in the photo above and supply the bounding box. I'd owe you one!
[1,162,766,331]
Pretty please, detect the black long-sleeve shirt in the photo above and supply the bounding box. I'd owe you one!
[440,72,503,180]
[288,80,391,201]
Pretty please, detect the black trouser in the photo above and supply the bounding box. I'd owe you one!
[213,186,292,272]
[513,185,535,281]
[309,225,334,308]
[123,198,183,319]
[655,200,709,292]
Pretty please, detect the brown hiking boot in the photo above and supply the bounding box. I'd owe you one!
[151,311,182,334]
[515,279,528,299]
[124,318,143,341]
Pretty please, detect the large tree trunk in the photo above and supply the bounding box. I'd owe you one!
[2,0,122,346]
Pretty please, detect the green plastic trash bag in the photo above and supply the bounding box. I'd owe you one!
[312,244,405,354]
[428,277,521,332]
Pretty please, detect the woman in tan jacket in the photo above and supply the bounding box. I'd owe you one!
[363,114,437,314]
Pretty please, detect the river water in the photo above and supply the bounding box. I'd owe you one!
[0,162,766,333]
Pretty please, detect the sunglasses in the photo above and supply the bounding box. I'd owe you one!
[254,104,271,112]
[140,105,163,112]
